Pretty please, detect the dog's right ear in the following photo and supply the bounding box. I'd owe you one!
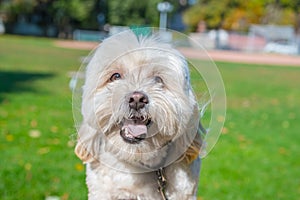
[74,124,98,163]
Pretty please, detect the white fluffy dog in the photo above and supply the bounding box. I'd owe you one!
[75,30,203,200]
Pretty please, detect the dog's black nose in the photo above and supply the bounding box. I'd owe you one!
[128,91,148,110]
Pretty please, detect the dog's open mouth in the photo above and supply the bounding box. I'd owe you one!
[120,117,151,144]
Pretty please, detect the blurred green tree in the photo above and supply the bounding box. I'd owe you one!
[0,0,95,37]
[107,0,161,26]
[0,0,185,36]
[183,0,300,32]
[50,0,94,37]
[0,0,37,23]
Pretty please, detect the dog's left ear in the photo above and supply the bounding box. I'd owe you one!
[75,124,98,163]
[182,99,205,164]
[183,126,203,164]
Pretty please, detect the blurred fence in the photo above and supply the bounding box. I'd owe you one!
[73,29,107,41]
[190,25,299,55]
[73,25,300,55]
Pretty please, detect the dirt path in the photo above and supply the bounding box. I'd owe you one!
[180,48,300,67]
[54,40,300,67]
[54,40,99,50]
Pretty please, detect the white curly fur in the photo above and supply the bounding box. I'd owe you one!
[75,30,202,200]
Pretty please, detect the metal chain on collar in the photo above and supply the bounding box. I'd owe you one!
[156,168,168,200]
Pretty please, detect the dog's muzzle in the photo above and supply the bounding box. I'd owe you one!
[120,91,152,144]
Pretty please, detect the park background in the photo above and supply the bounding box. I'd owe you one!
[0,0,300,200]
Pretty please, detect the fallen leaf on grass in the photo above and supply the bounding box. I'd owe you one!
[67,140,75,147]
[75,163,84,171]
[24,163,32,171]
[48,138,60,145]
[61,193,69,200]
[50,126,58,133]
[37,147,50,155]
[5,134,14,142]
[29,129,41,138]
[45,196,60,200]
[30,120,38,128]
[278,147,288,155]
[221,127,228,134]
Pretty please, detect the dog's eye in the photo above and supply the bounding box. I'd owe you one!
[154,76,163,84]
[110,73,122,82]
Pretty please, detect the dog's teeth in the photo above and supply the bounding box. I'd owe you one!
[125,128,132,138]
[124,128,135,139]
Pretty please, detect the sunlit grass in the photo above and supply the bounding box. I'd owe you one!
[0,35,299,200]
[198,62,300,200]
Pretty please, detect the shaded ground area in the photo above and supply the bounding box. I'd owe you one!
[54,40,300,67]
[0,71,53,102]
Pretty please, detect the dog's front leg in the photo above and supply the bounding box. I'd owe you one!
[165,159,200,200]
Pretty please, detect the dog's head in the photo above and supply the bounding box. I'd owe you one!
[75,31,200,170]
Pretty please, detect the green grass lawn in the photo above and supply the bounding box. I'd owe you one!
[198,62,300,200]
[0,35,89,200]
[0,35,299,200]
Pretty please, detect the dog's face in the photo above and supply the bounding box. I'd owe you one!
[77,32,199,169]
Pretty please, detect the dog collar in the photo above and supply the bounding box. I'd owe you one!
[156,167,168,200]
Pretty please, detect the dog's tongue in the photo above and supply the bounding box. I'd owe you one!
[126,124,147,137]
